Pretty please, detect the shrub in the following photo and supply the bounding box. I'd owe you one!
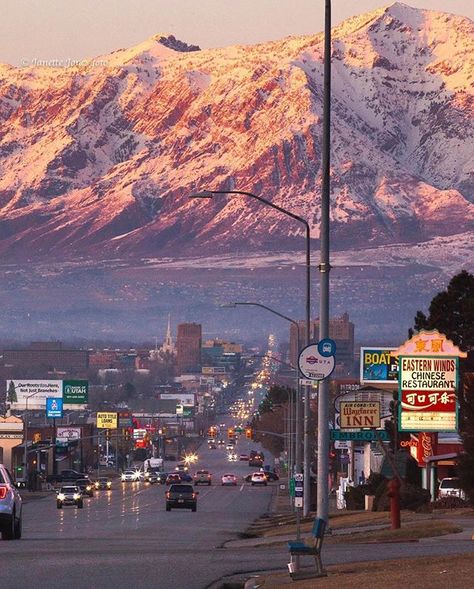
[344,484,369,510]
[374,481,431,512]
[432,496,470,510]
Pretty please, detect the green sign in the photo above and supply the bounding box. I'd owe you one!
[289,477,295,497]
[330,429,390,442]
[62,380,88,404]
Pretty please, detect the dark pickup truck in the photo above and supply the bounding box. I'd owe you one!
[165,484,198,512]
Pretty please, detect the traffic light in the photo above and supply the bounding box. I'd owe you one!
[124,429,131,441]
[105,430,111,441]
[227,427,235,440]
[246,428,252,440]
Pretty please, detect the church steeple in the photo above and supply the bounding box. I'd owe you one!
[161,314,175,354]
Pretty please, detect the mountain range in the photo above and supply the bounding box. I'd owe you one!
[0,2,473,261]
[0,3,473,344]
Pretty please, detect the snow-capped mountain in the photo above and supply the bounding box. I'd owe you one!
[0,3,473,261]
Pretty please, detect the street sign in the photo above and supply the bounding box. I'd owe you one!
[318,338,337,357]
[330,429,390,442]
[294,497,303,508]
[299,378,318,387]
[298,344,335,381]
[289,477,295,497]
[294,473,304,482]
[46,397,63,418]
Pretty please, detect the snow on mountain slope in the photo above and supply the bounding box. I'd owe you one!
[0,3,473,260]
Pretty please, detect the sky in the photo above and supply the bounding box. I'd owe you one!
[1,0,474,66]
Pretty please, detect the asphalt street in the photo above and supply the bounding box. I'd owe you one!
[2,437,278,589]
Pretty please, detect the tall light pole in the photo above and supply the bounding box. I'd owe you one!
[317,0,332,524]
[190,189,313,516]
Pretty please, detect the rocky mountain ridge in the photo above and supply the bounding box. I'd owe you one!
[0,2,473,260]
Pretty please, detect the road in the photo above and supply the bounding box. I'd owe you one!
[2,435,279,589]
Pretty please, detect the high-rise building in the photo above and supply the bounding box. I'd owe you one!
[289,313,355,376]
[176,323,202,374]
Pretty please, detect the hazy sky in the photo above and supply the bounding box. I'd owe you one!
[1,0,473,66]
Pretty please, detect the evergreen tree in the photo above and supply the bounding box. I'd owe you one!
[7,380,17,403]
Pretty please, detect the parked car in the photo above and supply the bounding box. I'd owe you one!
[56,485,83,509]
[0,464,22,540]
[193,470,212,486]
[221,474,237,486]
[166,484,198,512]
[264,471,280,482]
[239,454,249,461]
[438,477,466,500]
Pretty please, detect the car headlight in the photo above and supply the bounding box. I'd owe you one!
[86,485,92,491]
[107,482,111,487]
[95,482,100,488]
[121,475,126,480]
[73,494,81,500]
[57,493,65,501]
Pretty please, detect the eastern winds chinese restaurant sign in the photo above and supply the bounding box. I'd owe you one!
[393,330,467,433]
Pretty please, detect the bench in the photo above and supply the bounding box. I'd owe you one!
[287,517,327,580]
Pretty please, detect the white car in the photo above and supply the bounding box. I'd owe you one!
[221,474,237,486]
[121,470,141,482]
[438,477,465,500]
[0,464,22,540]
[227,453,238,462]
[250,472,267,486]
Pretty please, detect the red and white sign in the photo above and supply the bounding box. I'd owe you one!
[409,432,438,467]
[298,345,335,381]
[395,330,463,433]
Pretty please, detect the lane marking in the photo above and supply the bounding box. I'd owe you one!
[240,484,244,492]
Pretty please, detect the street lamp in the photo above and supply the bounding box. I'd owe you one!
[191,189,313,516]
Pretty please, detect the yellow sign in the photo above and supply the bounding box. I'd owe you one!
[340,402,381,430]
[96,412,118,429]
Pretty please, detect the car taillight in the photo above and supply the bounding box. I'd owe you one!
[166,492,170,498]
[0,485,8,499]
[192,493,196,499]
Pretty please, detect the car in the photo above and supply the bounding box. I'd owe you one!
[438,477,466,499]
[179,473,193,483]
[59,469,87,481]
[193,470,212,486]
[239,454,249,461]
[94,477,112,490]
[121,470,140,482]
[175,463,188,472]
[166,484,198,512]
[264,471,280,482]
[0,464,22,540]
[227,453,238,462]
[158,472,168,485]
[56,485,83,509]
[250,472,267,486]
[217,439,225,446]
[165,473,182,485]
[221,474,237,486]
[209,443,217,450]
[76,478,94,497]
[226,443,235,451]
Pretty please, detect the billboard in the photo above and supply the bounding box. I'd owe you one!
[96,412,118,429]
[360,348,398,383]
[7,380,62,410]
[339,402,381,430]
[399,356,458,432]
[6,379,89,409]
[56,426,81,444]
[160,393,195,406]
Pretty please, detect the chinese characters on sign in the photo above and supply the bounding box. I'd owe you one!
[394,330,466,433]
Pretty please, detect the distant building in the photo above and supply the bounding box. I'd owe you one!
[3,341,89,373]
[289,313,355,376]
[201,339,241,371]
[176,323,202,374]
[160,314,175,355]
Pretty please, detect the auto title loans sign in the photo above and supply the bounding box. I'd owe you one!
[393,330,467,432]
